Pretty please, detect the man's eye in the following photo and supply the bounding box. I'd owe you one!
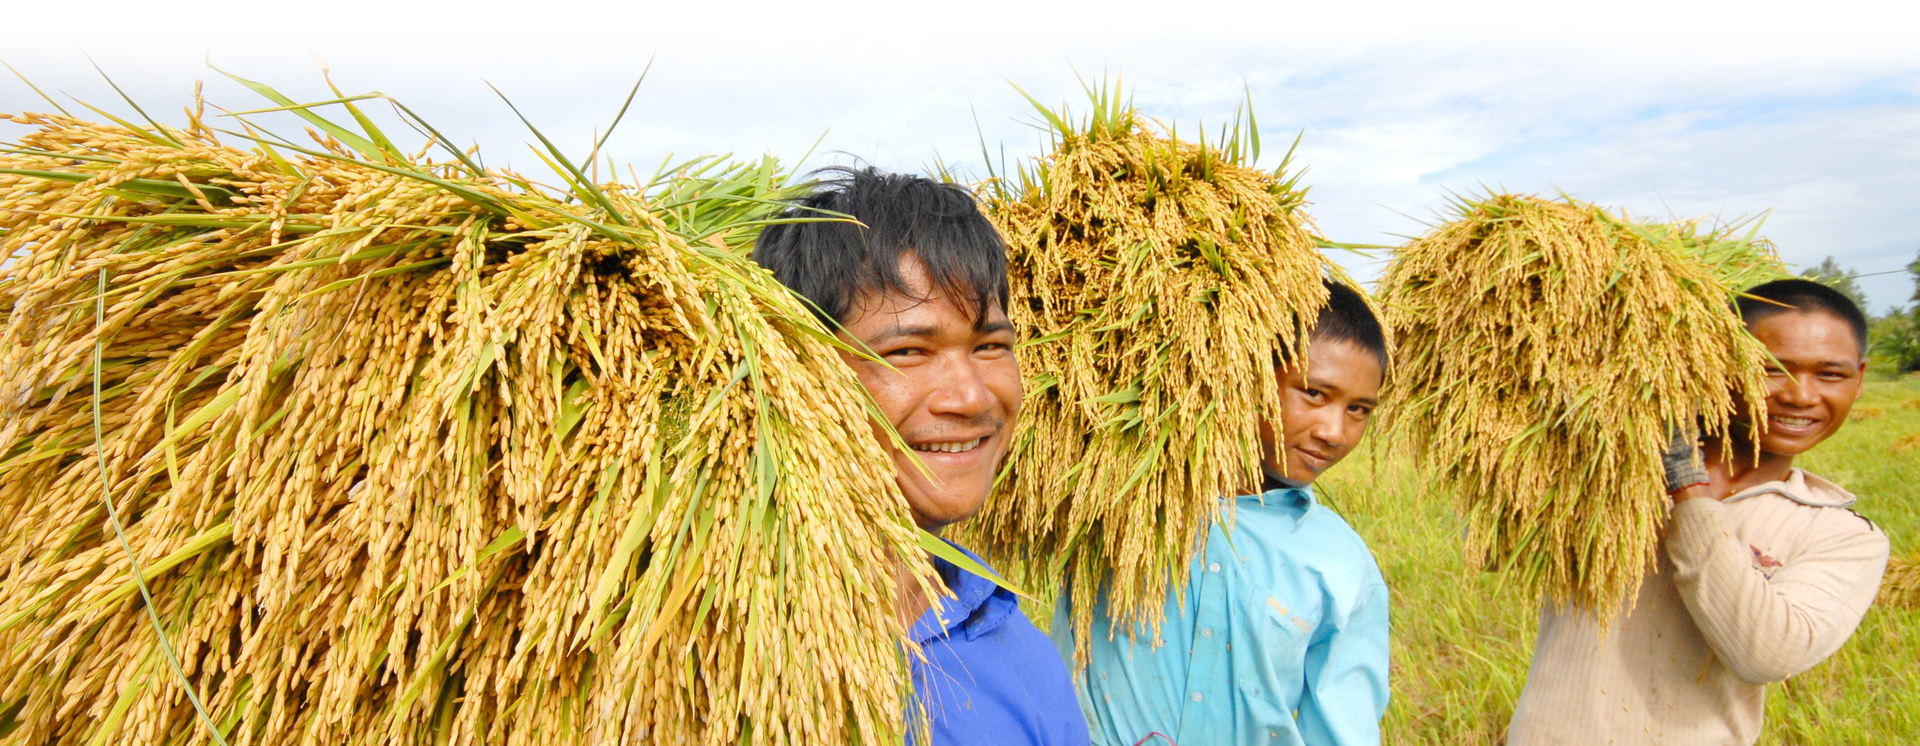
[885,348,926,359]
[1350,405,1373,417]
[976,342,1011,354]
[1302,388,1325,401]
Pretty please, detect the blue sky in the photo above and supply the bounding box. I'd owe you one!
[6,0,1918,310]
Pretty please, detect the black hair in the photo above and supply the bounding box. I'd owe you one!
[1309,280,1390,372]
[752,166,1009,329]
[1734,278,1868,357]
[1273,280,1390,374]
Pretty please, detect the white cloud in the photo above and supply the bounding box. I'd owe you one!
[5,0,1919,308]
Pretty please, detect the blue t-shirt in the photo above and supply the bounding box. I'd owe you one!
[1051,487,1391,746]
[908,540,1091,746]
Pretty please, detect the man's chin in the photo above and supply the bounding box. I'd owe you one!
[1759,436,1819,459]
[899,483,989,532]
[1276,458,1326,486]
[909,503,984,533]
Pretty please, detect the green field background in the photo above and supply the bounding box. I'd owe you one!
[1317,374,1920,745]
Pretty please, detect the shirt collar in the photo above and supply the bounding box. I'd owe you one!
[1235,485,1318,525]
[908,539,1020,645]
[1723,467,1858,509]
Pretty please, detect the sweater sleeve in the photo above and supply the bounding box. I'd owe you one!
[1666,497,1890,685]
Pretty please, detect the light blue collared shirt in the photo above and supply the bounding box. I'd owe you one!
[1051,487,1391,746]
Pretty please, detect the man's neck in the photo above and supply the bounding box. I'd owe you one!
[1705,438,1794,496]
[893,550,940,631]
[1260,467,1309,494]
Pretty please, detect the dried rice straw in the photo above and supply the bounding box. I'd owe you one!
[956,82,1339,666]
[1878,552,1919,609]
[1378,193,1783,614]
[0,79,932,746]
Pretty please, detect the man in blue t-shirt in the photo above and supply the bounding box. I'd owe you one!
[1053,281,1393,746]
[755,167,1090,746]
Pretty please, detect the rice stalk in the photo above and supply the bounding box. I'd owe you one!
[1878,552,1920,609]
[1377,193,1781,615]
[954,80,1338,667]
[0,80,932,746]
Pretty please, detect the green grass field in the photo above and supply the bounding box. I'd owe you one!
[1317,373,1920,745]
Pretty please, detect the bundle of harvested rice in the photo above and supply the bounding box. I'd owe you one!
[955,84,1337,665]
[1378,193,1784,614]
[0,82,932,745]
[1879,552,1920,609]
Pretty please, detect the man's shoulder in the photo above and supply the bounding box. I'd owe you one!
[1785,468,1858,508]
[1722,471,1888,565]
[1227,498,1384,587]
[1728,469,1880,534]
[983,599,1062,652]
[916,600,1090,746]
[1722,467,1854,507]
[1301,502,1380,564]
[1304,503,1388,593]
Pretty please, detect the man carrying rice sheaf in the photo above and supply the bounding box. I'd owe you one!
[754,167,1091,746]
[1053,282,1393,746]
[1507,278,1892,746]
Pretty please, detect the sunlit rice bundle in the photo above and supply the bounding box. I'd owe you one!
[955,85,1335,665]
[0,89,931,745]
[1878,552,1920,609]
[1378,193,1781,614]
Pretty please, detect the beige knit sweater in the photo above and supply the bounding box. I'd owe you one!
[1506,468,1889,746]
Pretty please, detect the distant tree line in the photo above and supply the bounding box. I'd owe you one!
[1802,250,1920,374]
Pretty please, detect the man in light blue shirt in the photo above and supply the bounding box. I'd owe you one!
[1052,281,1392,746]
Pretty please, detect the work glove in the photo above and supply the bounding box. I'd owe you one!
[1661,424,1709,495]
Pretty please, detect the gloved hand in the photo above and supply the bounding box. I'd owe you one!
[1661,424,1709,495]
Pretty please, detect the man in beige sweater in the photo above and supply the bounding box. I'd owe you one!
[1507,278,1891,746]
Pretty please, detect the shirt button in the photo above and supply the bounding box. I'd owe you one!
[1209,562,1221,573]
[1192,693,1203,703]
[1201,628,1214,639]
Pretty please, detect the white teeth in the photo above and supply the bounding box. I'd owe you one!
[912,437,984,454]
[1775,417,1814,427]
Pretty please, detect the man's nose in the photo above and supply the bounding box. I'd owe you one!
[1308,410,1347,451]
[926,353,995,416]
[1778,373,1820,407]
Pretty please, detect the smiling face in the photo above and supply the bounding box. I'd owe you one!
[1744,310,1866,458]
[837,255,1022,532]
[1258,337,1384,487]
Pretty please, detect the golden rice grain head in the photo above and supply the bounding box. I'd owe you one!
[1376,192,1776,616]
[956,82,1334,669]
[0,98,930,746]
